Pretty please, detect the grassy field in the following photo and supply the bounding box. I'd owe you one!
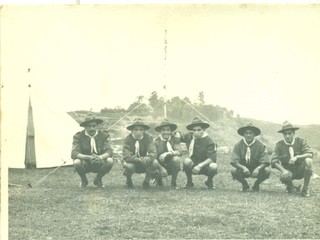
[8,154,320,239]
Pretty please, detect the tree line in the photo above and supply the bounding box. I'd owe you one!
[99,91,236,121]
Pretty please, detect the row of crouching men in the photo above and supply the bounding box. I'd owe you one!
[71,116,314,197]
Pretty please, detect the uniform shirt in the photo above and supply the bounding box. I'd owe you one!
[71,130,113,159]
[153,135,181,158]
[181,132,217,164]
[122,133,157,162]
[231,139,270,168]
[271,137,313,169]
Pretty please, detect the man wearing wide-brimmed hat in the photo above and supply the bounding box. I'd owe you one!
[71,115,114,188]
[180,117,218,189]
[154,119,182,189]
[122,118,160,189]
[231,123,270,192]
[272,121,313,197]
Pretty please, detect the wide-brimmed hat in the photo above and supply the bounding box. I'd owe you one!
[186,117,210,130]
[80,115,103,127]
[278,121,299,133]
[127,118,150,131]
[237,123,261,136]
[155,119,178,132]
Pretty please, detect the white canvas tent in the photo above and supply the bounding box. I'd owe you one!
[1,82,81,169]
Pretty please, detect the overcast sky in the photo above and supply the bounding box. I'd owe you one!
[1,4,320,124]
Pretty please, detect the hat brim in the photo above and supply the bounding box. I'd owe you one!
[186,122,210,130]
[155,123,177,132]
[80,119,103,127]
[278,127,299,133]
[127,124,150,131]
[237,126,261,136]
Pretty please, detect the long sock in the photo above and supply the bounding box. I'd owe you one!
[303,169,313,190]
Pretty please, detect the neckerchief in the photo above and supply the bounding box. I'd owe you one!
[159,135,174,153]
[284,138,295,158]
[189,132,208,157]
[85,130,98,154]
[243,138,256,164]
[132,134,144,157]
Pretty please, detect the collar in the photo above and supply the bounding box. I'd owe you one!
[159,135,171,141]
[132,133,144,141]
[243,138,256,146]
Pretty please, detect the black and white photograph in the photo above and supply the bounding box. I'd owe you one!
[1,2,320,239]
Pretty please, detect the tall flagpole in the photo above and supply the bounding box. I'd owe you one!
[163,29,168,119]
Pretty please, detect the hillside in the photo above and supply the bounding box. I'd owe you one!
[68,112,320,156]
[68,92,320,154]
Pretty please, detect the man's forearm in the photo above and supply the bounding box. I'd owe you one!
[296,153,313,159]
[76,153,91,161]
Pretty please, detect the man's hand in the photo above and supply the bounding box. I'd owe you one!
[159,152,171,162]
[242,167,251,178]
[252,167,260,178]
[143,157,152,164]
[192,164,202,174]
[280,170,292,183]
[86,155,95,161]
[289,156,298,165]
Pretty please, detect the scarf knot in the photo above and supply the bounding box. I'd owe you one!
[189,132,208,157]
[85,130,98,154]
[284,138,295,159]
[159,135,174,153]
[132,134,143,157]
[243,138,255,164]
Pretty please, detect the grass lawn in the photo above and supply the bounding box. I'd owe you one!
[8,154,320,239]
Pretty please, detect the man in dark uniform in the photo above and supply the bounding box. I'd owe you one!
[122,118,160,189]
[231,123,270,192]
[272,121,313,197]
[181,117,217,189]
[154,119,182,189]
[71,115,114,188]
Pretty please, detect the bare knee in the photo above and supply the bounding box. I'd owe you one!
[172,156,181,166]
[124,162,135,172]
[183,158,193,167]
[104,157,114,166]
[73,159,82,167]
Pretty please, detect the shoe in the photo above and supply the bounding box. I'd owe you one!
[301,189,310,198]
[156,178,164,187]
[205,180,215,190]
[142,180,150,189]
[286,184,294,194]
[183,182,194,189]
[171,182,178,190]
[93,177,105,188]
[241,182,250,192]
[252,184,260,192]
[126,177,134,189]
[79,177,88,188]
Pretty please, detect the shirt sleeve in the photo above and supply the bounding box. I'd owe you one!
[258,143,270,165]
[271,142,281,167]
[146,138,157,161]
[122,137,135,162]
[231,143,241,165]
[301,138,314,157]
[100,132,113,157]
[71,132,81,160]
[206,139,217,162]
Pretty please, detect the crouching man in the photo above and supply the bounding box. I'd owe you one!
[71,115,114,188]
[231,123,270,192]
[122,118,160,189]
[154,119,182,189]
[272,121,313,197]
[181,117,218,189]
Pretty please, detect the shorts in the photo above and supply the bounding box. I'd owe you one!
[82,159,104,173]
